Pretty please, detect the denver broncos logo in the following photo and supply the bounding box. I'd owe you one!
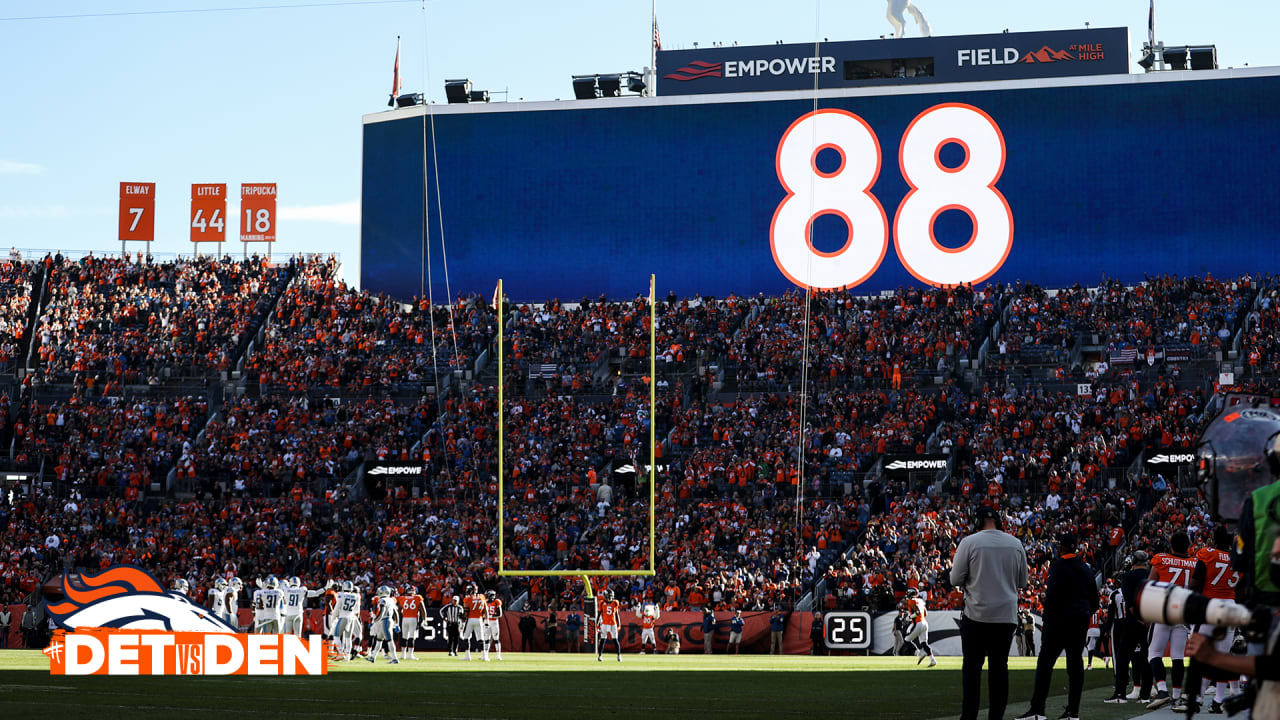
[45,565,238,633]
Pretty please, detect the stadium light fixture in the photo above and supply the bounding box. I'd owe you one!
[598,74,622,97]
[626,71,646,94]
[1163,46,1189,70]
[572,74,599,99]
[469,89,490,103]
[394,93,424,108]
[444,78,472,103]
[1189,46,1218,71]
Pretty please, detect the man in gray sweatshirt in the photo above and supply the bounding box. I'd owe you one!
[951,505,1029,720]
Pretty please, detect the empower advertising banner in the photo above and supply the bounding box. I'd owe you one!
[362,70,1280,302]
[657,28,1129,96]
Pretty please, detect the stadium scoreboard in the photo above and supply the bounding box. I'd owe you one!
[362,63,1280,302]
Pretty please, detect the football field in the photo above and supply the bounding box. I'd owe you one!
[0,650,1181,719]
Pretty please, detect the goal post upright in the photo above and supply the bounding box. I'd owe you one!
[649,273,656,576]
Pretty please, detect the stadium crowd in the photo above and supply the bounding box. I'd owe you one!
[0,255,1268,651]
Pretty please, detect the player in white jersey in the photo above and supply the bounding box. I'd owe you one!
[208,578,229,624]
[332,581,361,659]
[171,578,190,595]
[226,577,244,629]
[280,576,325,635]
[253,575,284,634]
[366,586,401,664]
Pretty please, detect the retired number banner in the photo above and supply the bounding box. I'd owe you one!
[240,183,277,242]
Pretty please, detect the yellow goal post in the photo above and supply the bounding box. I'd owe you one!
[495,275,658,582]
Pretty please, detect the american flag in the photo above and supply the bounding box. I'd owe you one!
[653,17,662,52]
[1148,0,1155,48]
[388,36,400,107]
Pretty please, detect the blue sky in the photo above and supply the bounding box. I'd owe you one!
[0,0,1272,287]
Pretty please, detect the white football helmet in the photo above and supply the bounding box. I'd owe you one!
[230,577,244,590]
[214,578,228,591]
[171,578,190,595]
[342,580,355,592]
[266,575,280,590]
[288,576,301,588]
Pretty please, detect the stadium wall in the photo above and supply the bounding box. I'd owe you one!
[363,68,1280,302]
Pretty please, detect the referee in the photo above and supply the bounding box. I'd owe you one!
[439,595,464,656]
[950,506,1029,720]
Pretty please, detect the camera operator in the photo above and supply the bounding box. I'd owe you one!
[1105,551,1153,704]
[1233,431,1280,609]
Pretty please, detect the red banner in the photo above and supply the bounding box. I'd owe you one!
[239,183,277,242]
[118,182,156,242]
[190,183,227,243]
[498,611,817,654]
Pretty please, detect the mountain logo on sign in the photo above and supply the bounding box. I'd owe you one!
[1019,46,1075,63]
[1149,454,1195,464]
[885,459,948,470]
[368,466,422,476]
[45,565,238,632]
[664,60,723,81]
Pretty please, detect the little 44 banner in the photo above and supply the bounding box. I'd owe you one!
[240,183,277,242]
[190,184,227,243]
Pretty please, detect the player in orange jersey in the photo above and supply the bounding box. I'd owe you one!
[596,589,623,662]
[462,582,490,661]
[903,588,937,667]
[638,601,660,654]
[1145,531,1198,710]
[485,590,504,661]
[1186,526,1243,713]
[398,585,426,660]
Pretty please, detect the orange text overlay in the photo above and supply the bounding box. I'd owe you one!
[45,629,330,676]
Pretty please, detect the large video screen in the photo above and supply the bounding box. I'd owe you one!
[362,72,1280,302]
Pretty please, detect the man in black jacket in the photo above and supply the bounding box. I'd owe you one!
[1015,534,1099,720]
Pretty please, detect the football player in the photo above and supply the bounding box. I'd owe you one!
[227,577,244,630]
[903,589,937,667]
[485,590,504,661]
[398,585,426,660]
[332,580,361,659]
[1146,531,1197,710]
[254,576,284,634]
[366,586,401,665]
[1187,525,1243,713]
[280,576,325,636]
[171,578,190,596]
[462,583,489,661]
[638,601,660,654]
[207,578,228,624]
[596,589,623,662]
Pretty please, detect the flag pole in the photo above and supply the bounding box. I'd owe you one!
[649,273,656,575]
[388,35,401,107]
[649,0,657,97]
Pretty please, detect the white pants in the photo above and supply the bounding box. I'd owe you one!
[600,624,619,640]
[282,614,303,635]
[401,617,419,639]
[1148,623,1188,661]
[463,618,487,641]
[905,620,929,644]
[641,628,656,644]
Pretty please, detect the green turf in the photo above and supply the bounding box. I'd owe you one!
[0,650,1158,719]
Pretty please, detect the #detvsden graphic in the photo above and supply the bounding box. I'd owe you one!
[41,565,329,675]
